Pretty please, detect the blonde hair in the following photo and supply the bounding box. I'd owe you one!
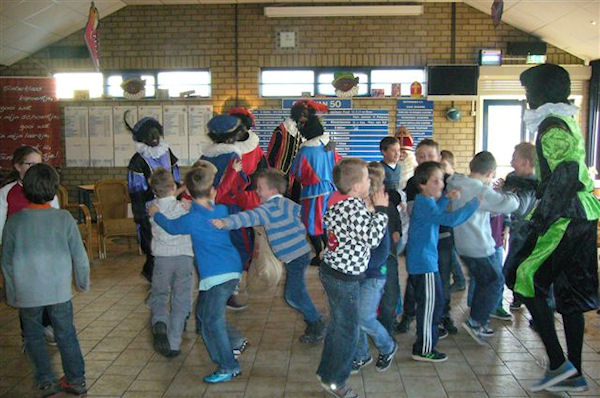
[149,168,175,198]
[256,168,287,194]
[185,160,217,199]
[514,142,536,164]
[333,158,367,194]
[367,161,385,196]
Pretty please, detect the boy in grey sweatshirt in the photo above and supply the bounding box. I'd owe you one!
[446,151,518,344]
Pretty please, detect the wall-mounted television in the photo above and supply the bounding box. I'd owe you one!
[427,65,479,96]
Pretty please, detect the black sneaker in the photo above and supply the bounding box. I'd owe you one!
[441,317,458,334]
[39,381,60,398]
[152,321,171,357]
[299,318,326,343]
[375,343,397,372]
[232,338,248,357]
[350,356,372,375]
[165,350,181,358]
[412,349,448,363]
[394,315,413,334]
[510,300,523,311]
[226,295,248,311]
[58,376,87,395]
[438,327,449,340]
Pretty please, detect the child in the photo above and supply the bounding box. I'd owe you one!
[212,168,326,343]
[1,163,89,397]
[446,151,518,344]
[290,111,340,266]
[317,158,388,398]
[380,136,402,192]
[407,161,479,362]
[351,162,397,374]
[147,168,195,358]
[148,161,245,384]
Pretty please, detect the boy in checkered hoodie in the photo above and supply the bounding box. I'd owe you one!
[317,158,389,398]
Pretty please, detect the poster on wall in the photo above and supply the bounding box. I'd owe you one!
[396,99,434,146]
[88,107,114,167]
[64,106,90,167]
[188,105,213,161]
[163,105,189,165]
[0,77,61,169]
[113,106,137,167]
[138,105,163,124]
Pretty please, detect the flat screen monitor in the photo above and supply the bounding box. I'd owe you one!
[427,65,479,96]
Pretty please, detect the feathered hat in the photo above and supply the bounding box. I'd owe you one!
[228,107,255,130]
[124,110,163,147]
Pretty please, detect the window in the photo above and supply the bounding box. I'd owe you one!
[54,72,103,99]
[260,70,314,97]
[106,74,156,98]
[260,68,425,97]
[158,71,210,97]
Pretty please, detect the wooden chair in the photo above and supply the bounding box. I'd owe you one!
[57,185,94,260]
[93,179,138,259]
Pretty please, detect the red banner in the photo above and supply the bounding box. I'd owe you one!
[0,77,62,169]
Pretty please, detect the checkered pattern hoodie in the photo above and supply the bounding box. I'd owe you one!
[323,194,388,278]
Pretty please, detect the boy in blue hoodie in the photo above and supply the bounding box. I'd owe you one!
[148,161,245,384]
[407,161,479,362]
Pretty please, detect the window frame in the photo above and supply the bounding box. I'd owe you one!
[103,69,211,99]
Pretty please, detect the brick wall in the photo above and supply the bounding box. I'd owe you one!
[0,3,584,191]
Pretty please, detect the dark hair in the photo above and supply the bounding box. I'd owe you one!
[520,63,570,108]
[469,151,497,174]
[22,163,59,204]
[149,167,175,198]
[416,138,440,153]
[185,160,217,199]
[379,136,400,152]
[440,150,455,166]
[256,168,288,194]
[413,161,443,187]
[333,158,367,194]
[1,146,43,187]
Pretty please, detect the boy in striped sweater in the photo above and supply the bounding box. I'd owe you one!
[212,168,326,343]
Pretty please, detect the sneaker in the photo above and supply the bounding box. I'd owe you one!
[438,327,449,340]
[450,283,466,292]
[394,315,413,334]
[232,338,248,357]
[350,356,372,375]
[309,256,322,267]
[44,326,57,346]
[529,318,537,332]
[226,295,248,311]
[412,349,448,363]
[441,317,458,335]
[545,375,589,392]
[479,323,495,337]
[300,318,326,343]
[203,369,241,384]
[510,299,523,311]
[462,320,487,345]
[530,360,577,392]
[319,381,359,398]
[58,376,87,395]
[490,307,513,321]
[39,381,60,398]
[375,343,397,372]
[152,321,171,357]
[165,350,180,358]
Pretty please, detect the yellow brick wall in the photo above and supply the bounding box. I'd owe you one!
[0,2,585,190]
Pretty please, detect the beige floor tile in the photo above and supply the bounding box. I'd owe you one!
[477,374,528,397]
[401,376,447,397]
[87,374,136,396]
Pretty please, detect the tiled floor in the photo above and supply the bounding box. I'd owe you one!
[2,239,600,397]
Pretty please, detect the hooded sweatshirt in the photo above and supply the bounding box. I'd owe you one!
[446,173,519,258]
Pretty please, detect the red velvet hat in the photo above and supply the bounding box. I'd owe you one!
[396,126,414,151]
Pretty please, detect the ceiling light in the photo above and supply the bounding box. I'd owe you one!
[264,5,424,18]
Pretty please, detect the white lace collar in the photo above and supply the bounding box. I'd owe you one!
[523,102,579,133]
[233,130,260,155]
[283,118,300,138]
[201,142,241,157]
[135,139,169,159]
[301,133,330,148]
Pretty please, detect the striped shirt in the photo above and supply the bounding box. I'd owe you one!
[221,195,311,263]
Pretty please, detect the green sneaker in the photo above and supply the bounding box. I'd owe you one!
[411,349,448,363]
[489,307,513,321]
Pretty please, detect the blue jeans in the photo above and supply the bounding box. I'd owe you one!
[412,272,443,355]
[451,249,466,287]
[20,301,85,386]
[196,279,242,373]
[378,255,400,334]
[437,237,454,318]
[317,269,360,387]
[467,247,505,310]
[462,254,503,325]
[355,278,395,361]
[284,253,321,322]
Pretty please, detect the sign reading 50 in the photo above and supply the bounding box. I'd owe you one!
[281,99,352,110]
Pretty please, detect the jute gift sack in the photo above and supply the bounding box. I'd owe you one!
[247,226,283,292]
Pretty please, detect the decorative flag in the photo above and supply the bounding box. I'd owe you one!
[491,0,504,28]
[84,2,100,71]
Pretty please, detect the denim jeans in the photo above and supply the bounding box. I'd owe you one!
[378,255,400,334]
[20,300,85,386]
[151,255,194,350]
[317,269,360,387]
[355,278,395,361]
[450,248,466,287]
[437,236,454,318]
[196,278,241,373]
[467,247,505,310]
[411,272,443,355]
[284,253,321,322]
[462,254,503,325]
